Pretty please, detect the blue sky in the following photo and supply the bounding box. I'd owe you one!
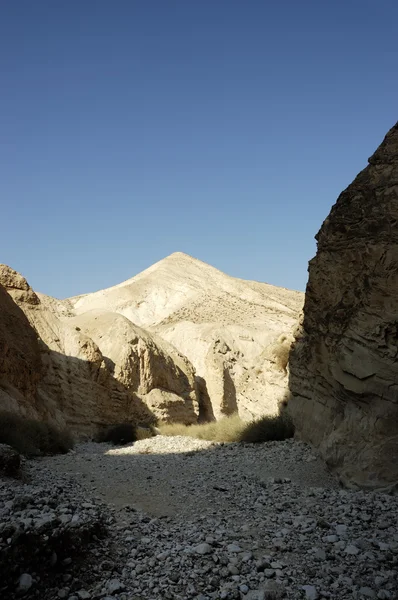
[1,1,397,298]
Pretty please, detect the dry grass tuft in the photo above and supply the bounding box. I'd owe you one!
[158,414,246,443]
[158,412,294,444]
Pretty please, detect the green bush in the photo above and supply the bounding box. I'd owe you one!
[238,412,295,443]
[0,411,74,456]
[97,423,137,445]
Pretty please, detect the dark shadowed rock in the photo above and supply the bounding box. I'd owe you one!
[289,121,398,491]
[0,444,21,476]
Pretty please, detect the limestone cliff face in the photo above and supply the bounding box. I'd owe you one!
[0,266,199,435]
[289,122,398,491]
[0,283,41,415]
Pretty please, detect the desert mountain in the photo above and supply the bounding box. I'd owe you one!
[66,252,304,420]
[0,254,303,432]
[289,121,398,491]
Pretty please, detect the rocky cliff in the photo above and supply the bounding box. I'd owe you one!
[0,265,199,436]
[289,122,398,491]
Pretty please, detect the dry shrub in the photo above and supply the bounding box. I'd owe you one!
[158,411,294,444]
[269,333,294,372]
[135,425,157,441]
[97,423,137,445]
[237,412,295,443]
[0,411,74,456]
[158,414,246,442]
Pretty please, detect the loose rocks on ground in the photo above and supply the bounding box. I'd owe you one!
[1,436,397,599]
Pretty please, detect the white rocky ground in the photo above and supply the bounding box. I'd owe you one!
[1,437,397,600]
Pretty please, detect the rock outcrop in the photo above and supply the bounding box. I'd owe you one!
[0,266,199,436]
[289,122,398,491]
[0,282,42,416]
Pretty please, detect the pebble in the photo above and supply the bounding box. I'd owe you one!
[302,585,319,600]
[17,573,33,594]
[195,542,213,555]
[360,587,376,598]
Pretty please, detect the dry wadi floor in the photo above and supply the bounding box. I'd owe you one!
[3,435,394,600]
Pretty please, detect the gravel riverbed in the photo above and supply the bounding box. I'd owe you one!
[1,437,397,599]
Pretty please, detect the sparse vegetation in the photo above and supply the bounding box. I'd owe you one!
[158,412,294,444]
[158,414,245,442]
[270,333,294,372]
[97,423,137,445]
[0,411,74,456]
[136,425,157,441]
[238,412,295,443]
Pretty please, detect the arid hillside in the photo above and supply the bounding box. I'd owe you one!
[0,255,303,431]
[67,252,304,420]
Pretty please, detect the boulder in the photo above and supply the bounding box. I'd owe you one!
[289,122,398,491]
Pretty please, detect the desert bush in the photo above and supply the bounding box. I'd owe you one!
[238,412,295,443]
[158,411,294,444]
[135,425,157,441]
[159,414,246,443]
[0,411,74,456]
[97,423,137,445]
[269,333,294,373]
[159,414,238,442]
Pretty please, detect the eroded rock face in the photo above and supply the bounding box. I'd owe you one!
[0,266,199,435]
[0,283,42,415]
[289,122,398,491]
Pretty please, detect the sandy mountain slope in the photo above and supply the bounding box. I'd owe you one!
[67,253,304,419]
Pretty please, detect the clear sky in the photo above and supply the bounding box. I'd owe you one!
[1,1,397,298]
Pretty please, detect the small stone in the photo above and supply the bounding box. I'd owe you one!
[227,543,242,553]
[324,535,338,543]
[377,591,392,600]
[359,588,376,598]
[195,543,213,555]
[377,542,390,551]
[335,524,347,535]
[18,574,33,594]
[264,569,275,578]
[58,590,69,599]
[302,585,319,600]
[240,584,249,593]
[228,564,239,575]
[313,549,326,561]
[106,579,124,594]
[77,591,91,600]
[345,544,360,555]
